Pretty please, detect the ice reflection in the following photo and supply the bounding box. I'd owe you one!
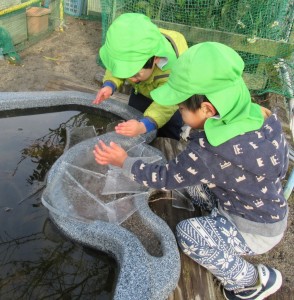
[0,109,119,299]
[0,219,116,299]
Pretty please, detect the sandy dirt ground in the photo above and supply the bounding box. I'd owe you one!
[0,15,293,299]
[0,16,101,93]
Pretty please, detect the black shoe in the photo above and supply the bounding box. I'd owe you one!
[223,264,282,300]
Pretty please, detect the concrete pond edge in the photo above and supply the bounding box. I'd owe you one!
[0,91,181,300]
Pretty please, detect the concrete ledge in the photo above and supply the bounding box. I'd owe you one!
[0,91,181,300]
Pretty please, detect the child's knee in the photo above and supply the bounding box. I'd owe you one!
[176,220,203,258]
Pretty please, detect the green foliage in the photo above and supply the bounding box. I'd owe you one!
[100,0,293,97]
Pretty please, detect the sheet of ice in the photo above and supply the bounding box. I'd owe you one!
[42,162,143,224]
[102,169,148,195]
[65,126,97,150]
[102,154,163,195]
[171,189,195,211]
[106,119,125,132]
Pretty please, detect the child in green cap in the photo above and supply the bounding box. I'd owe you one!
[93,42,289,300]
[92,13,188,140]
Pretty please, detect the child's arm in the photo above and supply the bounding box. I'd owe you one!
[93,70,124,104]
[261,106,272,119]
[93,141,213,191]
[143,101,178,128]
[124,149,210,190]
[114,102,178,137]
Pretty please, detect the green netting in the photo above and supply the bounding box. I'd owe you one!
[99,0,294,98]
[0,0,102,64]
[0,0,61,63]
[0,26,21,64]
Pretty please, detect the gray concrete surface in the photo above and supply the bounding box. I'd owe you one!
[0,91,181,300]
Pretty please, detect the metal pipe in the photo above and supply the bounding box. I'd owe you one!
[279,57,294,139]
[59,0,64,32]
[278,0,294,140]
[284,168,294,200]
[0,0,41,16]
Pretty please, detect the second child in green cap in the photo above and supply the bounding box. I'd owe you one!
[92,13,188,140]
[93,42,289,300]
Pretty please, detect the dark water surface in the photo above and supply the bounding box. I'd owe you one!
[0,108,120,299]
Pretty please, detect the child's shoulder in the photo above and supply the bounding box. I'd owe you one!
[158,28,188,56]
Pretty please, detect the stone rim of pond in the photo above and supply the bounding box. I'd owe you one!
[0,91,181,300]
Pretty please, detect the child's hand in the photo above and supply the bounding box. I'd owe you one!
[93,140,128,168]
[92,86,113,104]
[261,106,272,118]
[115,120,147,137]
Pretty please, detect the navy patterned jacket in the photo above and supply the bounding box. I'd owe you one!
[123,114,289,236]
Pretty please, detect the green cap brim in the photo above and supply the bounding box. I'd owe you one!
[151,76,193,105]
[99,45,147,78]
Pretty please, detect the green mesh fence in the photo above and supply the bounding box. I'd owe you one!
[0,0,60,64]
[99,0,294,98]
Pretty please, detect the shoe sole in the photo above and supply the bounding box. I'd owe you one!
[255,268,283,300]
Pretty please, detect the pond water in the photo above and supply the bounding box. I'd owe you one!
[0,107,121,299]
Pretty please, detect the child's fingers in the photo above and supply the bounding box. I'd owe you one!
[93,91,109,104]
[92,93,103,104]
[93,143,109,158]
[115,123,134,135]
[116,121,126,128]
[97,140,107,148]
[97,140,112,153]
[94,156,108,165]
[109,141,122,150]
[93,148,103,160]
[93,148,110,164]
[94,141,119,157]
[94,143,103,153]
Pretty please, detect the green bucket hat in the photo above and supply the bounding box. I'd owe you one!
[151,42,264,146]
[99,13,177,78]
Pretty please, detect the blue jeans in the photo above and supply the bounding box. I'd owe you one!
[128,90,183,140]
